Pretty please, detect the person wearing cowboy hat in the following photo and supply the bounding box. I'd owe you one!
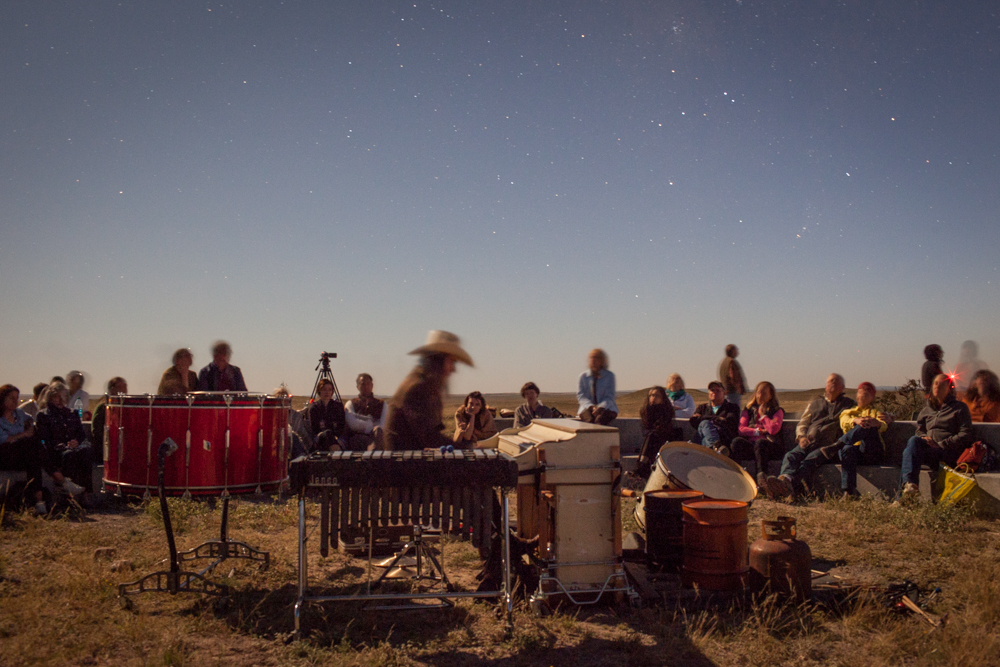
[386,331,474,451]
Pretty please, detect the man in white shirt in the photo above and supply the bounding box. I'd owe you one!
[344,373,387,451]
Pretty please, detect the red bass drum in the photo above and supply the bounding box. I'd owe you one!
[103,393,290,496]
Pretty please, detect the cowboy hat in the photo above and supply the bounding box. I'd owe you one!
[409,330,474,367]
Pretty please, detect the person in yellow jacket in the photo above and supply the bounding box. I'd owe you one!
[832,382,894,497]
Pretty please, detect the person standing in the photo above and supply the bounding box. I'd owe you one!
[387,331,474,451]
[718,345,747,408]
[197,341,247,392]
[577,349,617,425]
[921,344,944,394]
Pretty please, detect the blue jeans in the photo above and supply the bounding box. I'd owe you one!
[692,420,721,449]
[837,426,884,492]
[779,444,829,490]
[900,435,946,486]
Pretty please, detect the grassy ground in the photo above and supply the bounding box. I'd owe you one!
[1,491,998,666]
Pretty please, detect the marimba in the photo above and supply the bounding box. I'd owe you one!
[290,449,519,631]
[290,449,518,557]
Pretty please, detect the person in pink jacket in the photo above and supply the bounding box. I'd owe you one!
[730,381,785,487]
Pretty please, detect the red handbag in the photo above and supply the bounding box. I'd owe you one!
[956,441,987,471]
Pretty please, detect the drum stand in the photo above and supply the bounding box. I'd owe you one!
[118,439,269,608]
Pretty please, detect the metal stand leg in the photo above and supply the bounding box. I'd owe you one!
[295,492,307,635]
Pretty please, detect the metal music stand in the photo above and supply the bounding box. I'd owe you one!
[117,439,269,608]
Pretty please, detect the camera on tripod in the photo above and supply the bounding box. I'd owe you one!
[311,351,342,402]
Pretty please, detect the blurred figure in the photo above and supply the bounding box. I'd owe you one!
[158,348,198,394]
[577,349,617,425]
[274,385,314,459]
[66,371,90,419]
[954,340,988,393]
[513,382,560,428]
[344,373,387,451]
[0,384,46,514]
[718,344,748,408]
[388,330,473,451]
[962,369,1000,423]
[689,381,740,456]
[730,381,785,487]
[635,386,676,479]
[454,391,497,448]
[198,340,247,392]
[921,344,944,393]
[90,377,127,466]
[899,374,972,499]
[18,382,49,419]
[35,381,92,497]
[307,378,347,451]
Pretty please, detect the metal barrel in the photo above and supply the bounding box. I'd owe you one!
[681,499,749,591]
[643,490,703,570]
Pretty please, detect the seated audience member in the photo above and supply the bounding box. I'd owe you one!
[954,340,988,394]
[89,377,127,466]
[577,349,617,425]
[66,370,90,419]
[826,382,892,498]
[158,348,198,394]
[513,382,561,428]
[730,381,785,486]
[198,340,248,392]
[764,373,855,499]
[454,391,498,448]
[899,374,973,499]
[0,384,46,514]
[666,374,696,418]
[718,344,748,408]
[962,369,1000,423]
[387,331,473,451]
[635,386,676,478]
[307,379,347,451]
[689,381,740,456]
[274,385,314,458]
[921,344,944,394]
[18,383,48,419]
[344,373,387,451]
[35,381,92,497]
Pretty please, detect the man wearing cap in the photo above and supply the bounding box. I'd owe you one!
[387,331,473,451]
[344,373,387,451]
[577,349,618,425]
[197,340,248,392]
[689,380,740,456]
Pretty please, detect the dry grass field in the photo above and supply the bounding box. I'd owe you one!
[4,389,998,666]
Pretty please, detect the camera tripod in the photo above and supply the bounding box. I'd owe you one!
[310,351,343,403]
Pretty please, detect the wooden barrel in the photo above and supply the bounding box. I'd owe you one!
[644,490,703,570]
[681,499,749,591]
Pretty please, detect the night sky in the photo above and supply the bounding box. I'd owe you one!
[2,1,998,397]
